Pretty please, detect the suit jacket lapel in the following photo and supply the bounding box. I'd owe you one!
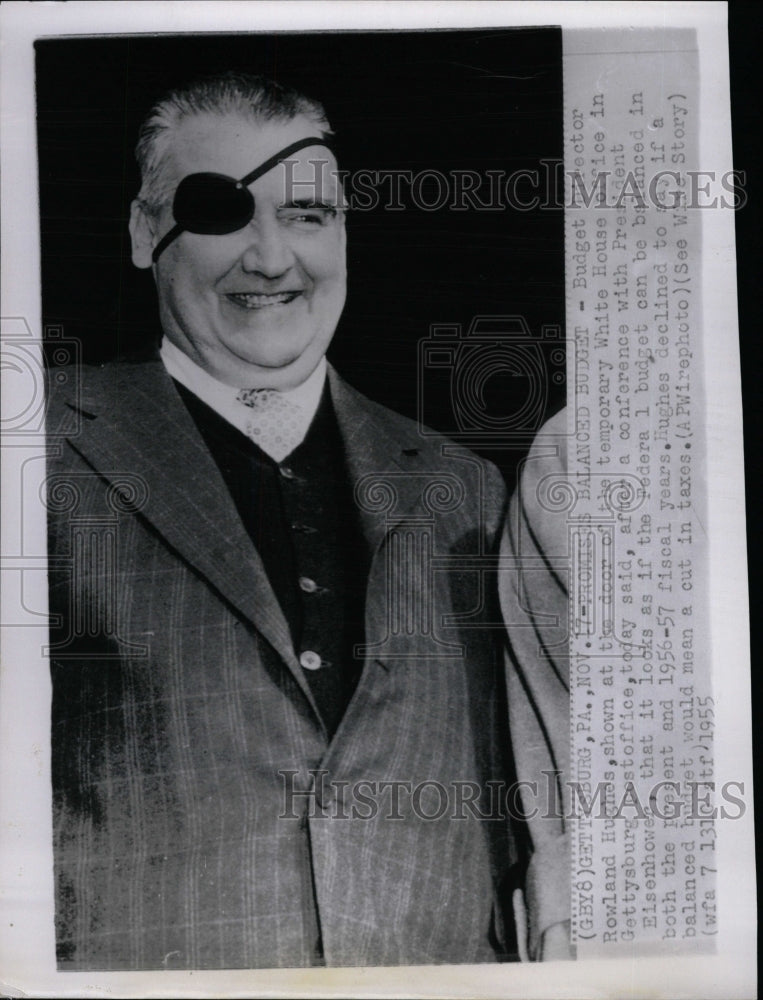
[57,359,305,685]
[329,367,466,668]
[329,366,425,553]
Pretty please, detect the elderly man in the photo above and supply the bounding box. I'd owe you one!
[46,71,540,971]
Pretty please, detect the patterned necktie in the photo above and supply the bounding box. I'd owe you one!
[236,388,306,462]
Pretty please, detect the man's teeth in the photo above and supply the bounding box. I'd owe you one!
[229,292,298,308]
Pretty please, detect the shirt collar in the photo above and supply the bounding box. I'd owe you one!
[159,337,327,452]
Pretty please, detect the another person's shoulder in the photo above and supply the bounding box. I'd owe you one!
[513,406,568,539]
[521,406,568,481]
[503,405,569,575]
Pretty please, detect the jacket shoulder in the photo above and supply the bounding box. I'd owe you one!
[46,359,167,430]
[334,373,506,488]
[45,362,103,436]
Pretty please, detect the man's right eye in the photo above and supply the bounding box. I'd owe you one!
[279,205,339,227]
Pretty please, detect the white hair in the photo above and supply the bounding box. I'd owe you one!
[135,71,333,215]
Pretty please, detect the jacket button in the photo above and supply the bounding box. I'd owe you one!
[279,466,295,480]
[300,650,322,671]
[299,576,318,594]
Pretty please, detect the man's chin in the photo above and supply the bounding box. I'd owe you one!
[222,342,322,389]
[227,332,308,368]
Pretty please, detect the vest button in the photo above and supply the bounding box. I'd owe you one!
[279,465,295,480]
[299,650,322,671]
[299,576,318,594]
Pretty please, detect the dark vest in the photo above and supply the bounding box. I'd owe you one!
[175,380,368,738]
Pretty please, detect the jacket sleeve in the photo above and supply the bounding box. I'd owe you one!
[499,409,571,960]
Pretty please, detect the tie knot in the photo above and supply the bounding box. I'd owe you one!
[237,387,285,411]
[235,388,306,462]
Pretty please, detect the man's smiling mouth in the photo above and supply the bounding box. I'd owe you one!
[227,291,302,309]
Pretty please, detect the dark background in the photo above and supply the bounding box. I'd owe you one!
[35,28,564,489]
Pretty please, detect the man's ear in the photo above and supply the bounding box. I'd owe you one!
[129,200,157,270]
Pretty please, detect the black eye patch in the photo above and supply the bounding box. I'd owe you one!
[152,136,334,263]
[173,173,255,236]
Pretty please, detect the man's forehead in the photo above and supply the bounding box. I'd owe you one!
[167,111,338,188]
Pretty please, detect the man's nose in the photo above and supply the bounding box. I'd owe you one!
[239,217,295,277]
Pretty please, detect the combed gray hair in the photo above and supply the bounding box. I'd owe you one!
[135,71,333,216]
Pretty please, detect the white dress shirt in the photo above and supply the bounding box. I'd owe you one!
[160,338,326,460]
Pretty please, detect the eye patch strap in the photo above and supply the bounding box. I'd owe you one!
[152,135,334,263]
[237,135,333,188]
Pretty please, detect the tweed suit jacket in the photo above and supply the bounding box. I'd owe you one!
[46,358,524,971]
